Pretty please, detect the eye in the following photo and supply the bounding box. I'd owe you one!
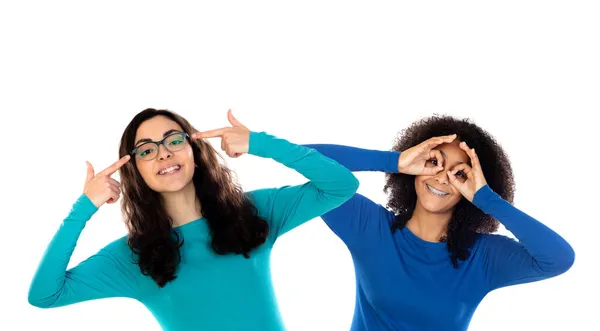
[428,159,438,166]
[455,170,465,178]
[169,139,183,146]
[140,148,155,156]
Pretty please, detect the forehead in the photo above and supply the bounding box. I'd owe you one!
[135,115,183,141]
[435,141,470,164]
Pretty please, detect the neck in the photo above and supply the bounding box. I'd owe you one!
[161,182,203,227]
[406,202,453,242]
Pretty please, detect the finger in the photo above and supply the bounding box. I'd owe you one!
[227,109,246,128]
[106,192,120,204]
[100,155,131,177]
[423,150,444,175]
[439,133,457,143]
[425,134,456,149]
[447,170,464,191]
[450,163,474,181]
[85,161,95,183]
[109,186,120,197]
[451,163,473,174]
[108,178,121,187]
[225,146,235,158]
[108,182,121,195]
[459,142,482,170]
[104,184,121,204]
[194,127,230,139]
[429,149,443,168]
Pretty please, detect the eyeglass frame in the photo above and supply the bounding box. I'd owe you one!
[130,131,191,161]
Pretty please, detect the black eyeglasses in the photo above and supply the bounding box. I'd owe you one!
[131,132,190,161]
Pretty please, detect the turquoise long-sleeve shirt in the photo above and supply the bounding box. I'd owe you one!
[28,131,359,331]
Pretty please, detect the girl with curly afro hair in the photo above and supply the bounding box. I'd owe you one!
[305,114,574,331]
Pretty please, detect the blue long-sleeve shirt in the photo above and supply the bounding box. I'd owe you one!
[304,144,575,331]
[27,132,359,331]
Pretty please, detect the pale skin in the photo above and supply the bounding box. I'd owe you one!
[83,109,252,228]
[397,134,488,242]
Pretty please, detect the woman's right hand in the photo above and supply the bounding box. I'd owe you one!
[83,155,131,208]
[397,134,457,175]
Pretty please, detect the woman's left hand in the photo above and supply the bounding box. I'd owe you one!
[192,109,250,158]
[447,141,488,202]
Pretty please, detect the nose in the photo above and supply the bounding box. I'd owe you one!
[157,144,172,160]
[434,167,449,185]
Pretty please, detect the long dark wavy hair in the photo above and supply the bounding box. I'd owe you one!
[383,114,515,267]
[118,108,269,287]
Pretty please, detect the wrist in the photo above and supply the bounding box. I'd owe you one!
[69,194,99,221]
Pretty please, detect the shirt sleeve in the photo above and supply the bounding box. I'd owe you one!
[28,194,141,308]
[473,185,575,291]
[300,144,399,246]
[246,132,359,241]
[303,144,401,172]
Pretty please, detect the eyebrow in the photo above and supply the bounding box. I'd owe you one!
[135,129,180,147]
[438,150,467,166]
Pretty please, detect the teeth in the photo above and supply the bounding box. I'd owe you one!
[427,184,448,196]
[159,165,181,175]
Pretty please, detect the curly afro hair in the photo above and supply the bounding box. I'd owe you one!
[383,114,515,268]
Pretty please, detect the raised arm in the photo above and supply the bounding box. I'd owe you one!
[28,196,140,308]
[475,185,575,290]
[447,141,575,291]
[193,110,359,241]
[246,132,360,239]
[303,144,400,172]
[303,136,459,244]
[28,156,140,308]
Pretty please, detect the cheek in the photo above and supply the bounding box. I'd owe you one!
[179,146,195,167]
[414,176,428,196]
[135,160,155,181]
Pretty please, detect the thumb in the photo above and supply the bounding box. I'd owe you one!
[227,109,245,127]
[85,161,95,183]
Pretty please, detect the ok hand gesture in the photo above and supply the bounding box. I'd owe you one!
[447,141,488,202]
[398,134,457,175]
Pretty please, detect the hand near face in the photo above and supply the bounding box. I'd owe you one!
[398,134,457,175]
[83,155,131,208]
[447,141,488,202]
[191,109,250,158]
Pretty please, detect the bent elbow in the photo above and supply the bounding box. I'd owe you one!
[28,286,57,309]
[556,244,575,274]
[338,173,360,201]
[28,292,49,308]
[347,173,360,195]
[540,244,576,277]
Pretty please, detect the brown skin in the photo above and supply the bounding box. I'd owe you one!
[397,136,488,242]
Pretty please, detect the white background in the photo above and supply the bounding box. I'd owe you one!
[1,1,598,330]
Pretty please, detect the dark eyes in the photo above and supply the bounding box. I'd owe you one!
[428,159,465,178]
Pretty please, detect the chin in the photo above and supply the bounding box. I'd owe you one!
[419,199,454,214]
[155,182,191,194]
[148,172,194,194]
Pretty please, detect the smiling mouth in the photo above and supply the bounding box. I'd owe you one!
[157,165,182,175]
[426,184,449,196]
